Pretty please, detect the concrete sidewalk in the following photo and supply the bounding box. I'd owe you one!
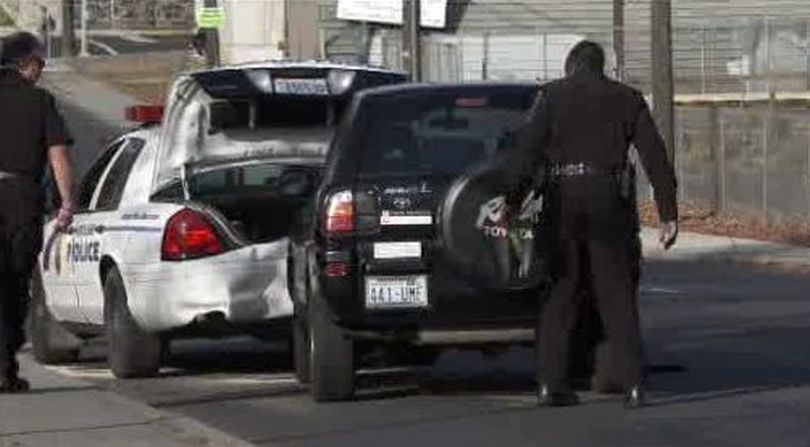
[0,355,253,447]
[641,227,810,274]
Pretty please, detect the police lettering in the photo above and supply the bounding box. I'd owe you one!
[67,240,101,263]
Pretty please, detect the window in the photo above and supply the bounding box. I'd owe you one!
[358,90,536,177]
[77,140,124,211]
[94,139,145,211]
[223,97,343,130]
[190,164,312,194]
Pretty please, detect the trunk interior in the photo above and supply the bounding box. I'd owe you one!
[201,190,314,244]
[155,163,322,244]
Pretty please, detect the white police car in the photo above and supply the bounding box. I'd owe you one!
[31,61,406,378]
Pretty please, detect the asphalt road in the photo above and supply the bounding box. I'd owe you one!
[38,260,810,447]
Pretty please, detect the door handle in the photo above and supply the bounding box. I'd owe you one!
[94,225,105,235]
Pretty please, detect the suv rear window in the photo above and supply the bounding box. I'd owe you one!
[358,90,536,176]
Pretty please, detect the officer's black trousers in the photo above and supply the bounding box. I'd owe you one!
[537,180,643,392]
[0,183,43,381]
[568,232,642,383]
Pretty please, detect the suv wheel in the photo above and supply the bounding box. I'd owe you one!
[30,269,80,364]
[309,283,355,402]
[104,268,162,378]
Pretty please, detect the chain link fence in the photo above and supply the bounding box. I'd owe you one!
[672,106,810,219]
[77,0,194,30]
[312,4,810,219]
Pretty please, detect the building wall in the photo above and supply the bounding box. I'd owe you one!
[287,0,322,59]
[218,0,286,64]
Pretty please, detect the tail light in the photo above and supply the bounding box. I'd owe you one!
[162,208,225,261]
[125,105,164,124]
[325,190,355,234]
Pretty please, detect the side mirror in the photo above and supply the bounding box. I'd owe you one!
[209,101,239,133]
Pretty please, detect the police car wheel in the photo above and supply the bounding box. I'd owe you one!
[309,283,355,402]
[30,268,81,365]
[291,246,312,384]
[292,310,311,384]
[104,268,161,379]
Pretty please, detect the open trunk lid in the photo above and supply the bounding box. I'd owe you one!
[151,63,406,196]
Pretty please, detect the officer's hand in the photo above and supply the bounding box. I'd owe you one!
[659,220,678,250]
[56,204,74,231]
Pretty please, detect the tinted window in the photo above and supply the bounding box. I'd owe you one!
[77,141,124,211]
[225,97,345,129]
[94,139,145,211]
[358,90,535,176]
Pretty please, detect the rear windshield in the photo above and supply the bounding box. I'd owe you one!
[358,90,536,176]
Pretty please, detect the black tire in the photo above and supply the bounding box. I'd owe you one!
[290,243,311,384]
[29,268,81,365]
[440,165,547,291]
[104,268,162,379]
[399,346,442,367]
[309,281,354,402]
[292,310,311,384]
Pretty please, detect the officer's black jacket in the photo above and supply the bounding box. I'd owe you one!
[512,72,678,223]
[0,69,72,182]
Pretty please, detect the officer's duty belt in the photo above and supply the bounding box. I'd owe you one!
[548,163,621,178]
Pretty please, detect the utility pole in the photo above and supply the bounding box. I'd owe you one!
[402,0,422,81]
[61,0,75,58]
[613,0,625,81]
[651,0,675,163]
[204,0,221,67]
[80,0,88,56]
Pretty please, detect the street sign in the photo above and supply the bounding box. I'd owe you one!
[197,6,226,29]
[337,0,448,29]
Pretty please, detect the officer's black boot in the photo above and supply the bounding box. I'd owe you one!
[538,384,580,407]
[0,376,31,394]
[623,384,646,409]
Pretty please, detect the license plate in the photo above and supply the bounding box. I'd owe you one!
[273,78,329,95]
[365,275,428,309]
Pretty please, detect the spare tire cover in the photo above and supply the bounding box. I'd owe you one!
[440,166,548,291]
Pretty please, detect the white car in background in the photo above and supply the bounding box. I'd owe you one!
[31,61,407,378]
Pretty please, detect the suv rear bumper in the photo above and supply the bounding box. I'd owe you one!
[344,327,535,345]
[317,268,544,337]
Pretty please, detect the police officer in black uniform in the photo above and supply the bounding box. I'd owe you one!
[512,41,678,408]
[0,32,74,393]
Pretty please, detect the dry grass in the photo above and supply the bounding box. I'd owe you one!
[0,6,15,26]
[640,200,810,247]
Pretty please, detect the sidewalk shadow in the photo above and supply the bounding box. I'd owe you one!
[23,385,98,396]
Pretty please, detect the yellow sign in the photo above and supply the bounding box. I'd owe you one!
[197,7,226,29]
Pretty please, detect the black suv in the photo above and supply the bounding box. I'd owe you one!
[290,83,556,401]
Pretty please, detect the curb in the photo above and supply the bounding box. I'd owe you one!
[19,354,257,447]
[641,228,810,275]
[96,387,257,447]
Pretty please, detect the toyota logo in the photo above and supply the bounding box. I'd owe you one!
[392,196,412,210]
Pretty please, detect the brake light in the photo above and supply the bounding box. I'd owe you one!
[125,105,164,124]
[162,209,224,261]
[325,190,354,234]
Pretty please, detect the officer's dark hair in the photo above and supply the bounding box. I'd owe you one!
[564,40,605,78]
[0,32,44,69]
